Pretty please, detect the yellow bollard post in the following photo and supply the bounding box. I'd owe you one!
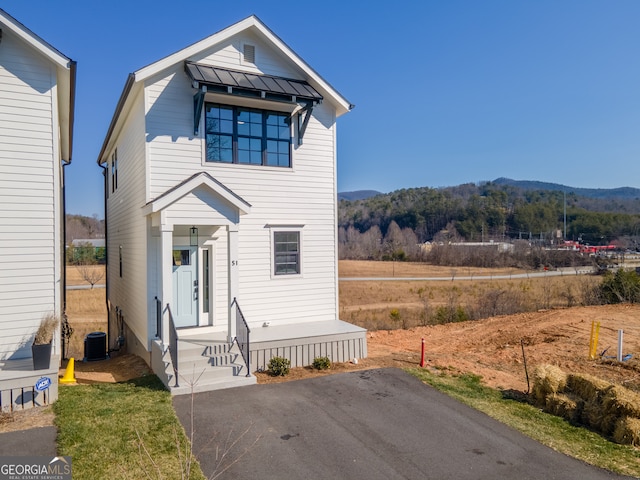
[589,322,601,360]
[60,357,77,384]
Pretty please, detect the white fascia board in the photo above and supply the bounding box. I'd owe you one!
[250,20,353,117]
[0,9,75,161]
[0,9,72,69]
[134,16,258,82]
[142,173,251,216]
[97,77,140,165]
[133,15,352,116]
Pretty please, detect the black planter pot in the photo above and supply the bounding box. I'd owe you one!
[32,343,52,370]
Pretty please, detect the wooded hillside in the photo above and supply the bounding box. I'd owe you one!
[338,181,640,254]
[66,214,104,243]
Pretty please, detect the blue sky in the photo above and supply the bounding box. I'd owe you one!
[4,0,640,217]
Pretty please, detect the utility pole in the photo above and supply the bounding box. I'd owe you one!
[563,190,567,239]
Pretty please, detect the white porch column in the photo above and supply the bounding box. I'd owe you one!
[160,224,173,344]
[227,225,239,342]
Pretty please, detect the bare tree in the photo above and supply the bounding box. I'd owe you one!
[76,263,104,289]
[74,242,104,288]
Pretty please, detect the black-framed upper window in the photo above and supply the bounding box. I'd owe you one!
[205,104,291,167]
[274,231,300,275]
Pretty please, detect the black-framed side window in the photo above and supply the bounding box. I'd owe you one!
[111,148,118,193]
[205,104,291,167]
[274,231,300,275]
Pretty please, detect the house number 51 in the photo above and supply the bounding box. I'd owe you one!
[231,260,238,266]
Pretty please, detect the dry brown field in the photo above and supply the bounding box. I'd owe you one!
[66,264,104,286]
[339,260,600,331]
[339,259,531,278]
[65,265,107,359]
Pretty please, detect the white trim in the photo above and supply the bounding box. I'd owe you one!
[132,16,351,116]
[51,80,62,355]
[333,114,339,320]
[269,226,304,279]
[0,9,71,68]
[142,173,251,216]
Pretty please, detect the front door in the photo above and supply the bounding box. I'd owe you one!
[172,247,198,327]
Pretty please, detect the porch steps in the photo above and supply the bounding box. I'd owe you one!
[165,338,255,396]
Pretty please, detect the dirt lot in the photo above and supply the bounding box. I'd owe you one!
[258,304,640,392]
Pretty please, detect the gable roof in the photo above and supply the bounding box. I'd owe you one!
[0,8,76,162]
[98,15,352,165]
[142,172,251,216]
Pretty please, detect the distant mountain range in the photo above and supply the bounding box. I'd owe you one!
[338,190,383,201]
[339,179,640,202]
[491,178,640,200]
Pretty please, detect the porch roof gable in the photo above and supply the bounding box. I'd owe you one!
[142,172,251,216]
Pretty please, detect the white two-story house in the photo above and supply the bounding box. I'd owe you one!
[0,8,76,409]
[97,15,366,393]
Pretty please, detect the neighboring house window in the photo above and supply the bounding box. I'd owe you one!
[205,104,291,167]
[273,231,301,275]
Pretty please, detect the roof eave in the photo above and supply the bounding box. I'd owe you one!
[60,59,77,163]
[96,74,136,165]
[0,8,71,68]
[133,15,352,116]
[0,9,77,162]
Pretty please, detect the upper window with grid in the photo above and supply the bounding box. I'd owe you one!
[205,104,291,167]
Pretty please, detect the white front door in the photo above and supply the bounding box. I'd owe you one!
[172,247,198,327]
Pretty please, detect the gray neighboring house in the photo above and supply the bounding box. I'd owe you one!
[0,8,76,410]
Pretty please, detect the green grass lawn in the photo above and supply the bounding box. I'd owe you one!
[54,376,205,480]
[406,367,640,478]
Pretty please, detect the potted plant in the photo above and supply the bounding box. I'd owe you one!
[32,313,57,370]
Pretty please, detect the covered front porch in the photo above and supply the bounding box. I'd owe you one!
[144,172,253,393]
[150,316,367,395]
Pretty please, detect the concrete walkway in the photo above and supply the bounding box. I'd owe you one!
[0,426,57,456]
[173,368,632,479]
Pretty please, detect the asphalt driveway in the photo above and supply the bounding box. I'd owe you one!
[173,368,631,479]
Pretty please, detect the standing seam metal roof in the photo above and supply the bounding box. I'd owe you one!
[185,62,323,102]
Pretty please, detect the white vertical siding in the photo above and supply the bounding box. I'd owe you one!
[0,31,60,360]
[106,89,149,348]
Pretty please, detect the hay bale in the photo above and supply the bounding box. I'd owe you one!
[544,393,582,422]
[566,373,612,403]
[613,417,640,445]
[602,385,640,418]
[580,399,619,435]
[532,365,567,405]
[581,399,605,430]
